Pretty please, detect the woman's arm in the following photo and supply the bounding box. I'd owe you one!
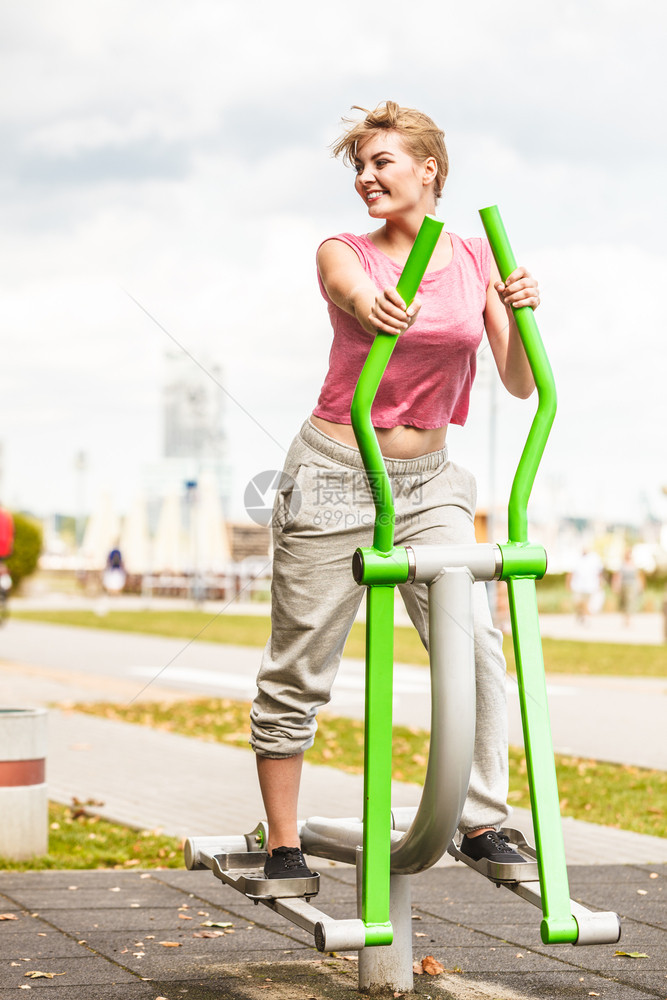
[483,260,539,399]
[317,239,421,337]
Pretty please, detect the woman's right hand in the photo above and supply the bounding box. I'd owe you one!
[368,287,421,334]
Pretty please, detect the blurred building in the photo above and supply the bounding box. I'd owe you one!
[144,349,232,522]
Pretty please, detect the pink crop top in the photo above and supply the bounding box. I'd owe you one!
[313,231,491,428]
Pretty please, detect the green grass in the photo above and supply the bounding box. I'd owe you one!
[70,697,667,840]
[13,608,667,677]
[0,801,183,872]
[13,608,274,647]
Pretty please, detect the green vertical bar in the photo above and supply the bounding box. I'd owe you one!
[362,583,394,936]
[479,205,557,544]
[481,204,574,942]
[507,577,578,944]
[351,214,444,553]
[351,333,402,553]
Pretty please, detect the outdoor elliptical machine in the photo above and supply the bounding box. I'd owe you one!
[184,207,621,993]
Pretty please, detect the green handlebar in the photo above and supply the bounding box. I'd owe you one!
[479,206,557,544]
[350,214,444,552]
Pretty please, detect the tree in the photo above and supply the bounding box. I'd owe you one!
[6,513,42,592]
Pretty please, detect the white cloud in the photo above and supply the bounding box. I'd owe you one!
[1,0,665,524]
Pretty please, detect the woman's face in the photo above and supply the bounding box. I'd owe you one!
[353,131,436,219]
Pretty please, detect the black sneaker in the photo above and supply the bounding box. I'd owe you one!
[264,846,316,880]
[460,830,527,865]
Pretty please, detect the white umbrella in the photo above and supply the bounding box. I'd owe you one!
[81,491,120,570]
[153,491,186,573]
[194,471,231,572]
[119,493,151,574]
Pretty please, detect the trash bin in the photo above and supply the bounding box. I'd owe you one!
[0,708,48,860]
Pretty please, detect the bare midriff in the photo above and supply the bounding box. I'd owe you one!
[310,414,448,459]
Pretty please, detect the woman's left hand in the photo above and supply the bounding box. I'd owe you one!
[494,266,540,311]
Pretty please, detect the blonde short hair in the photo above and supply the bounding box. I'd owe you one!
[331,101,448,201]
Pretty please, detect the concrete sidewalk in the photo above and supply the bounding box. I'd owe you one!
[45,708,667,868]
[1,864,665,999]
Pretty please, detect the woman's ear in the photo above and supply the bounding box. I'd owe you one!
[422,156,438,188]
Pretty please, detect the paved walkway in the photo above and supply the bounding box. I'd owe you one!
[43,707,667,868]
[2,863,664,1000]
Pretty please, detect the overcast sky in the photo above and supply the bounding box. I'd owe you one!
[1,0,665,528]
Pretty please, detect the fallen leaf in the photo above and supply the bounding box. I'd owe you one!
[109,887,121,893]
[340,955,357,961]
[0,913,18,920]
[24,971,66,979]
[649,872,659,879]
[415,932,427,937]
[637,889,648,896]
[589,993,601,997]
[193,930,224,938]
[421,956,445,976]
[19,986,31,990]
[159,941,181,948]
[178,914,192,920]
[412,961,424,975]
[200,920,233,928]
[615,951,649,958]
[11,962,22,966]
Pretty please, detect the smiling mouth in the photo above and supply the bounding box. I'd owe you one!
[366,190,387,203]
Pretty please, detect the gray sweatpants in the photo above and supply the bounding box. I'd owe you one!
[250,419,510,834]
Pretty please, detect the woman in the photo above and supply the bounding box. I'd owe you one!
[250,102,540,880]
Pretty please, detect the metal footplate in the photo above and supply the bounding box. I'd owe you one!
[447,828,621,945]
[447,827,540,884]
[184,832,320,901]
[209,851,320,900]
